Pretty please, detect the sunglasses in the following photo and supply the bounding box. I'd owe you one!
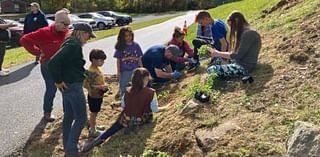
[60,22,70,27]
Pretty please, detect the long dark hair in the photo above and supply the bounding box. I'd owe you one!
[130,68,151,94]
[228,11,249,52]
[115,26,134,51]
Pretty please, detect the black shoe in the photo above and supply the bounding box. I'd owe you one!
[82,137,104,153]
[242,76,254,84]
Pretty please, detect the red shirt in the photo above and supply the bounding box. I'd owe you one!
[20,24,68,64]
[168,38,194,63]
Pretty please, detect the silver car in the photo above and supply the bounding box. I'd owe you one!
[46,14,96,29]
[77,12,115,30]
[69,14,96,28]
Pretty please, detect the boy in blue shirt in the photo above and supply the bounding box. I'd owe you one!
[192,11,228,64]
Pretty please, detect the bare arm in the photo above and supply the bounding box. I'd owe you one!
[155,68,173,79]
[165,64,173,73]
[116,59,121,78]
[0,23,16,29]
[209,48,231,60]
[158,104,171,112]
[219,38,228,52]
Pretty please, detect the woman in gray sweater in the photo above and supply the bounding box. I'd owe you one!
[207,11,261,78]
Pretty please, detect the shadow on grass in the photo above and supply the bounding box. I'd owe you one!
[22,118,62,157]
[91,122,156,156]
[0,62,36,87]
[213,63,274,95]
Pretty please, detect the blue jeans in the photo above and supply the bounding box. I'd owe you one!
[62,82,87,155]
[40,63,57,113]
[0,42,6,71]
[207,63,248,78]
[119,70,133,98]
[99,121,123,140]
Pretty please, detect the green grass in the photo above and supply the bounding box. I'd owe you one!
[185,0,280,43]
[3,13,181,68]
[3,47,32,68]
[257,0,320,35]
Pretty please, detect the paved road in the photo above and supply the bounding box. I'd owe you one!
[0,11,197,157]
[132,13,178,24]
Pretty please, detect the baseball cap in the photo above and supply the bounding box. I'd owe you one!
[73,23,96,38]
[29,2,40,7]
[166,44,183,57]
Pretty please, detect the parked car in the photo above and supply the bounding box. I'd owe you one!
[4,19,24,47]
[46,14,96,29]
[97,11,132,26]
[77,12,115,30]
[69,14,97,28]
[47,19,54,25]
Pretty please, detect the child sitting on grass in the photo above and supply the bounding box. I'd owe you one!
[84,49,108,137]
[82,67,171,153]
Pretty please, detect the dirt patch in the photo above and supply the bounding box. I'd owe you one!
[261,0,303,17]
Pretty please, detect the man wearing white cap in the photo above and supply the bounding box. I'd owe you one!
[20,9,71,122]
[23,2,49,64]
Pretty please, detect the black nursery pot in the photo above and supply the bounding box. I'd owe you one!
[194,91,210,103]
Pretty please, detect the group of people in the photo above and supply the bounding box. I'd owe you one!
[81,10,261,154]
[1,3,261,156]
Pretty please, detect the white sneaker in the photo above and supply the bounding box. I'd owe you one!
[2,68,10,72]
[0,70,9,77]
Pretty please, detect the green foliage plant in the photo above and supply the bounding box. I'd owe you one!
[184,73,218,101]
[197,44,212,58]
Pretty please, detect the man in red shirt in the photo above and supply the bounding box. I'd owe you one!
[20,9,70,122]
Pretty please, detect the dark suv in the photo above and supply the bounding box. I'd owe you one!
[97,11,132,26]
[4,19,24,47]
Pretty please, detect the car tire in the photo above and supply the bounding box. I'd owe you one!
[97,22,106,30]
[117,19,125,26]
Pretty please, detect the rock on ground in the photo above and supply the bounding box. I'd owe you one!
[287,121,320,157]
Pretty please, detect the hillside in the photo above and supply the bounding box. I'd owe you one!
[19,0,320,156]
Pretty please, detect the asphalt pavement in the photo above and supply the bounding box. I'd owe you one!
[0,11,198,156]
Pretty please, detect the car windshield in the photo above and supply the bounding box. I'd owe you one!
[70,14,80,20]
[110,11,123,16]
[91,13,104,18]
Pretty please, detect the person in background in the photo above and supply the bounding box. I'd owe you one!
[0,19,17,76]
[82,68,171,153]
[114,26,143,98]
[48,23,96,157]
[142,44,183,84]
[20,9,70,122]
[167,26,195,71]
[207,11,261,78]
[23,2,49,64]
[83,49,108,138]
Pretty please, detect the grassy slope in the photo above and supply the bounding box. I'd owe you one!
[2,14,180,68]
[21,0,320,156]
